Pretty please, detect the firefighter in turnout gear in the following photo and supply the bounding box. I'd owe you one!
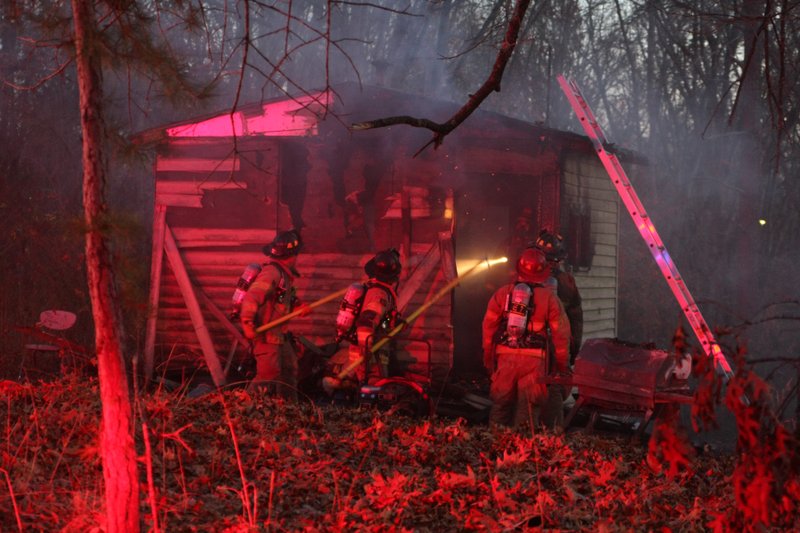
[533,229,584,365]
[323,249,402,394]
[240,229,303,400]
[482,247,571,429]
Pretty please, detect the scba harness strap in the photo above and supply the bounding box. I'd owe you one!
[267,261,296,308]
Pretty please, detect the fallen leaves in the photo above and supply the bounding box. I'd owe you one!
[0,373,797,531]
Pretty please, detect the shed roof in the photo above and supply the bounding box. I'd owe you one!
[134,82,592,148]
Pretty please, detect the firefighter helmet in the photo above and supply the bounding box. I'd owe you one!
[365,248,402,282]
[263,229,302,258]
[533,229,567,262]
[516,247,550,283]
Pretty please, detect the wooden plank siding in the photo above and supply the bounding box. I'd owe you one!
[561,153,621,346]
[153,250,454,380]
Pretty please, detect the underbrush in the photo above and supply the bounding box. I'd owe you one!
[0,373,796,532]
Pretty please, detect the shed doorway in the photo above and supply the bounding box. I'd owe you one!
[452,174,544,375]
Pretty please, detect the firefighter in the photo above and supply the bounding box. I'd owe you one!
[482,247,571,429]
[533,229,584,365]
[240,229,304,400]
[323,248,402,393]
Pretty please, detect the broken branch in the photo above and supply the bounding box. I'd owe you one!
[350,0,533,153]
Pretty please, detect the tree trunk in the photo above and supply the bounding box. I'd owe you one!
[732,0,766,310]
[1,3,19,142]
[70,0,140,531]
[644,0,659,156]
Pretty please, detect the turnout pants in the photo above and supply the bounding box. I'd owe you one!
[249,340,298,401]
[489,348,547,429]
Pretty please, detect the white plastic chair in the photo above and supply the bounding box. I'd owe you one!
[20,310,77,379]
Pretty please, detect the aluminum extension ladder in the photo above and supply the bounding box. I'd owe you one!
[557,74,734,380]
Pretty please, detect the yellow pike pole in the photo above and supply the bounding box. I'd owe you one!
[255,286,348,334]
[337,256,508,380]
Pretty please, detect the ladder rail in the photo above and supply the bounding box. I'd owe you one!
[558,75,733,378]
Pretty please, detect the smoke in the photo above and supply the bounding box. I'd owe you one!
[4,0,798,400]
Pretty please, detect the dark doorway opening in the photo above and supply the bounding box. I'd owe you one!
[452,174,541,375]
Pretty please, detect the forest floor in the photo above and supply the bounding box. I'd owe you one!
[0,373,796,532]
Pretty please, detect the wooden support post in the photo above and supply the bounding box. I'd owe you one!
[223,340,240,378]
[401,189,412,264]
[396,231,454,313]
[195,289,248,347]
[163,225,227,387]
[438,231,457,282]
[143,203,166,384]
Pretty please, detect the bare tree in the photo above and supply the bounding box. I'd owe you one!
[351,0,534,153]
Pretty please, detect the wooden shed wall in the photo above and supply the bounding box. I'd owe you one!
[150,135,458,381]
[144,91,617,381]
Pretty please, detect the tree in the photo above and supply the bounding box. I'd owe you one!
[351,0,535,153]
[6,0,216,528]
[70,1,139,529]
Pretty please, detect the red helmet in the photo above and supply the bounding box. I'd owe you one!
[516,248,550,283]
[263,229,302,258]
[365,248,402,282]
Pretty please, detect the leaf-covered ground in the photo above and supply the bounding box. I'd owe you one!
[1,375,797,532]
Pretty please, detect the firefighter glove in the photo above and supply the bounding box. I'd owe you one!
[483,347,496,374]
[242,320,256,340]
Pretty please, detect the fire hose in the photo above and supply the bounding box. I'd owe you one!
[255,287,349,334]
[336,256,508,380]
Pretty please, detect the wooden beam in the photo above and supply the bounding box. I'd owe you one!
[195,288,248,347]
[156,156,240,172]
[401,190,412,262]
[438,231,457,282]
[143,203,166,384]
[383,207,437,219]
[155,194,203,208]
[397,241,441,314]
[170,227,276,248]
[156,180,248,195]
[462,147,546,174]
[163,224,227,387]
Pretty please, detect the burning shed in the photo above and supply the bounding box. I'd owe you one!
[137,83,630,387]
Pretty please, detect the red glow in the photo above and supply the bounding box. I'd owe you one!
[167,91,332,138]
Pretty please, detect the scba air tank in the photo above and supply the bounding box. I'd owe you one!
[336,283,366,339]
[230,263,262,318]
[506,283,532,347]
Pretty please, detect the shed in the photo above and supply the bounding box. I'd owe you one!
[137,83,623,386]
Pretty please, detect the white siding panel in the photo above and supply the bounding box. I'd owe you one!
[562,153,620,340]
